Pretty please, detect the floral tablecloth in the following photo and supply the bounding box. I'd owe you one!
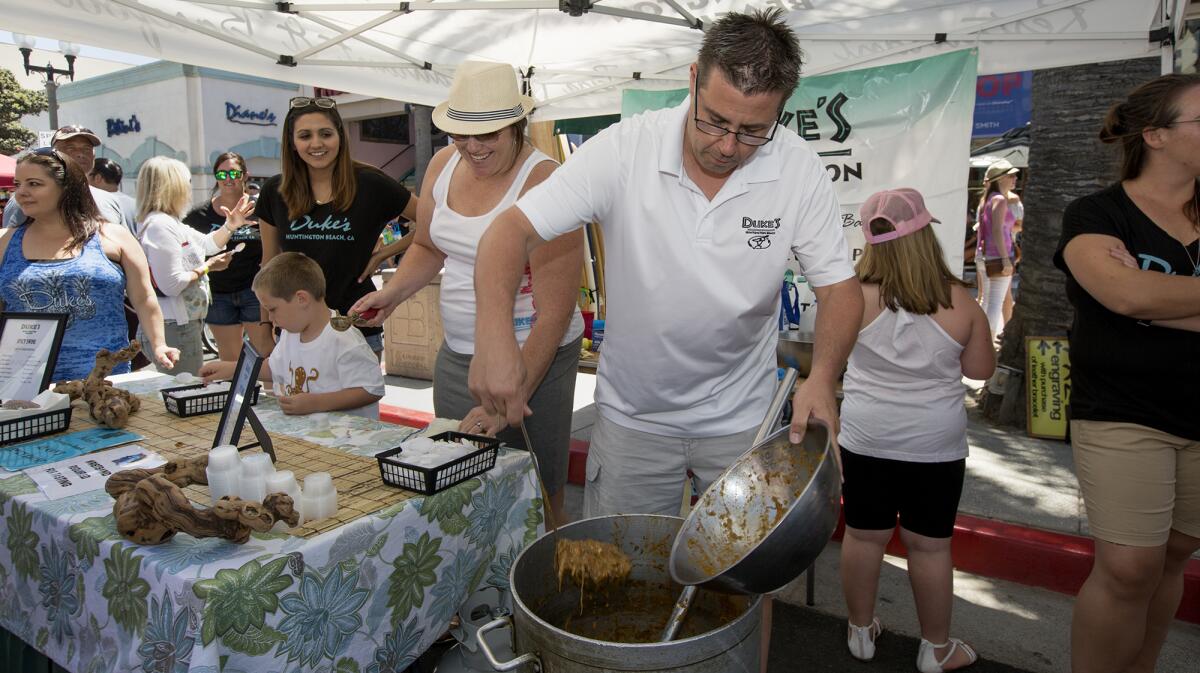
[0,375,543,673]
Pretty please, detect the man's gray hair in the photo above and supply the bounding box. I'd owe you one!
[697,7,802,96]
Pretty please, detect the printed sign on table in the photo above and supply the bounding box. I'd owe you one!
[25,444,165,500]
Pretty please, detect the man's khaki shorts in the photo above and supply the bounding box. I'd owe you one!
[1072,420,1200,547]
[583,414,758,518]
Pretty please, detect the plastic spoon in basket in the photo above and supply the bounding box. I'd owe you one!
[330,307,379,332]
[520,420,634,590]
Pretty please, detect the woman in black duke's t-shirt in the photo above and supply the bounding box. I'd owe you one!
[1055,74,1200,673]
[254,97,418,354]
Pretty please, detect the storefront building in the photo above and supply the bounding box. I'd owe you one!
[54,63,425,208]
[55,61,298,204]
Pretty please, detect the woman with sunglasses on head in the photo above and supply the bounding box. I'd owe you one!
[1056,73,1200,673]
[254,96,418,356]
[137,157,254,375]
[0,149,179,380]
[184,152,273,359]
[352,62,585,524]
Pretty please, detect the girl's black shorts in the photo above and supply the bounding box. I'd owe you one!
[840,447,965,539]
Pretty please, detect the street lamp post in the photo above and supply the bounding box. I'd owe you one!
[11,34,80,131]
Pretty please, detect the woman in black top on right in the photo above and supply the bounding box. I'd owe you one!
[1056,73,1200,673]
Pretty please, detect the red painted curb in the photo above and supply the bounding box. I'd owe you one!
[379,403,434,428]
[832,509,1200,624]
[568,436,1200,624]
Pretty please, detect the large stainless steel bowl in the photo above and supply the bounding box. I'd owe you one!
[668,423,841,595]
[776,331,814,376]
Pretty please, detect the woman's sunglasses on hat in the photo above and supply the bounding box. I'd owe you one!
[215,169,244,181]
[289,96,337,109]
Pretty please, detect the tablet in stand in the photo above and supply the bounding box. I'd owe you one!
[212,340,275,462]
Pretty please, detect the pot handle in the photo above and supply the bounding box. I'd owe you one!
[476,616,542,672]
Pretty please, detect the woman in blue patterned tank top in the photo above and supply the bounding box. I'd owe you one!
[0,149,179,382]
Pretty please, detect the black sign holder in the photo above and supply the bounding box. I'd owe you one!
[212,340,275,462]
[0,312,67,402]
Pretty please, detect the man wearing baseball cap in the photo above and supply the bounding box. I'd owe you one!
[3,126,129,231]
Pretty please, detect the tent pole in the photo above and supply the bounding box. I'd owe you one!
[110,0,279,60]
[286,1,555,10]
[589,6,697,29]
[804,0,1108,77]
[299,12,433,69]
[1162,0,1180,74]
[659,0,704,30]
[535,68,688,81]
[536,59,695,109]
[292,10,406,61]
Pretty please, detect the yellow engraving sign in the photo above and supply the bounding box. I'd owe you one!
[1025,337,1071,440]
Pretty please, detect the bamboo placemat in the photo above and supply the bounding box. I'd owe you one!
[65,394,415,538]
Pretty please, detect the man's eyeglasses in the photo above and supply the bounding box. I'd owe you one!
[693,91,779,147]
[448,130,503,143]
[289,96,337,109]
[215,169,244,181]
[1167,117,1200,127]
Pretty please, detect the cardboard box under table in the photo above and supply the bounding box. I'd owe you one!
[382,268,444,380]
[0,374,542,672]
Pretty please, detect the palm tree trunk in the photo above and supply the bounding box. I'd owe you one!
[983,57,1161,427]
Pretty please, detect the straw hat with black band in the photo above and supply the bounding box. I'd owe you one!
[984,158,1019,183]
[432,61,536,136]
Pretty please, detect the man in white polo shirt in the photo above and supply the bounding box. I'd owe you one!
[471,8,862,518]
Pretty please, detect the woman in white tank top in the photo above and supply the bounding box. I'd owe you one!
[839,189,995,673]
[352,62,584,524]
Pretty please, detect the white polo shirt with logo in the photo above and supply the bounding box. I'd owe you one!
[517,97,854,437]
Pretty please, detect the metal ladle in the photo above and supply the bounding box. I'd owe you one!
[330,307,378,332]
[518,420,557,536]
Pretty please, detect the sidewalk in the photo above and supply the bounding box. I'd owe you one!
[379,370,1200,672]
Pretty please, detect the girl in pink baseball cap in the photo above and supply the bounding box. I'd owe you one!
[839,188,995,672]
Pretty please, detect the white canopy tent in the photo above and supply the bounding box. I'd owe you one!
[0,0,1184,120]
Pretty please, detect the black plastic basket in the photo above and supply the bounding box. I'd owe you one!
[0,407,73,446]
[161,383,261,418]
[376,431,499,495]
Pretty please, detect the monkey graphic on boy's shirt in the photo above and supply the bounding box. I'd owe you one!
[285,365,320,396]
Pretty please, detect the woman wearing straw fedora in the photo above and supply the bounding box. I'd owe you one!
[353,61,585,524]
[975,159,1022,340]
[253,95,419,356]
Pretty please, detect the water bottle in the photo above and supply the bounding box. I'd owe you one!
[591,319,605,352]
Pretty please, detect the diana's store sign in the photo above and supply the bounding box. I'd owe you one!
[225,102,278,126]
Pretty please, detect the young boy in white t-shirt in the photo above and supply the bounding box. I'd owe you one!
[200,252,385,419]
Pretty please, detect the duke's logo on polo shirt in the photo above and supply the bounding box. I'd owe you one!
[742,216,782,249]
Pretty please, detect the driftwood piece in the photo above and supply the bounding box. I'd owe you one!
[57,341,143,428]
[105,457,299,545]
